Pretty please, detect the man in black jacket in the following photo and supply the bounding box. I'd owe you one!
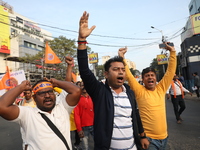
[77,11,149,150]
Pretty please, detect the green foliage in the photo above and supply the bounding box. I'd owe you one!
[18,36,92,81]
[96,64,104,80]
[130,68,141,77]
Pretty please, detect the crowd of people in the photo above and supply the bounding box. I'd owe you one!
[0,11,199,150]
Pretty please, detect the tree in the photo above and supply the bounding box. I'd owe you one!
[19,36,92,82]
[96,64,104,81]
[130,68,141,77]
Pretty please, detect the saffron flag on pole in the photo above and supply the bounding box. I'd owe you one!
[44,42,61,64]
[0,66,13,90]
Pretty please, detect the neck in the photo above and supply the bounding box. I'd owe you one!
[111,86,123,94]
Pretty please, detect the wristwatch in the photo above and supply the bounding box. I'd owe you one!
[140,133,147,139]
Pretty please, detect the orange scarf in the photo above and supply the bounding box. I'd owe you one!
[171,79,184,98]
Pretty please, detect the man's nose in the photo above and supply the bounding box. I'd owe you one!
[44,92,50,97]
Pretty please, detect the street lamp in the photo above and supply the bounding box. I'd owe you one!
[151,26,165,43]
[150,26,166,74]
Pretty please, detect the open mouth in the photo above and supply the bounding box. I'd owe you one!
[117,77,124,82]
[148,80,154,85]
[44,99,53,105]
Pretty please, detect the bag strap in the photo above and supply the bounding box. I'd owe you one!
[39,113,70,150]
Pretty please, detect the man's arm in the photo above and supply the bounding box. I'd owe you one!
[65,55,74,82]
[77,11,101,98]
[50,78,81,106]
[118,47,141,93]
[77,11,96,50]
[0,80,31,120]
[157,43,177,91]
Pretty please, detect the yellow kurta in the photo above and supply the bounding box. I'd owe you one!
[124,51,176,139]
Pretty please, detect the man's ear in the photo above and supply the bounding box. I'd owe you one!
[104,71,108,79]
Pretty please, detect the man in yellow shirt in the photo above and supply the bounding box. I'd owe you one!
[118,44,176,150]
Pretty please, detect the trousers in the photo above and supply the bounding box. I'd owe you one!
[171,95,186,121]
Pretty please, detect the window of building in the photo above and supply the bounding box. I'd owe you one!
[10,19,16,26]
[24,41,36,49]
[189,5,193,12]
[38,45,44,51]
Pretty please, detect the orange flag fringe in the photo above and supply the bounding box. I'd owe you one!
[45,42,61,64]
[0,66,13,90]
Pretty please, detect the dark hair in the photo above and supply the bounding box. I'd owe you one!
[194,72,198,75]
[76,81,81,86]
[104,56,124,72]
[24,89,32,92]
[32,79,49,90]
[142,67,156,78]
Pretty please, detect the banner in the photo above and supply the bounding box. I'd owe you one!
[157,54,168,65]
[0,5,10,54]
[191,13,200,35]
[88,53,98,64]
[0,70,26,96]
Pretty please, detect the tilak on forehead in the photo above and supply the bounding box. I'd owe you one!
[32,82,53,94]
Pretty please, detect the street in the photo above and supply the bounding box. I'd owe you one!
[166,94,200,150]
[0,95,200,150]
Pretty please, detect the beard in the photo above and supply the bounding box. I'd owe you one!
[38,103,56,112]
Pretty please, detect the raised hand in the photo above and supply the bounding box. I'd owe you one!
[65,55,74,66]
[165,42,176,52]
[21,80,32,91]
[118,47,127,58]
[78,11,96,40]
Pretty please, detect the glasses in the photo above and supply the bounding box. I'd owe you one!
[36,90,54,97]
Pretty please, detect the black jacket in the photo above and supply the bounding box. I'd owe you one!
[78,49,144,150]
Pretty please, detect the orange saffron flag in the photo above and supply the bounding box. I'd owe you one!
[0,66,13,90]
[71,72,77,82]
[45,42,61,64]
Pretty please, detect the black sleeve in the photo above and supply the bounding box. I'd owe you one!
[77,49,101,99]
[135,103,144,134]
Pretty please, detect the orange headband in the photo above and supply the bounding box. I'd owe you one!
[32,82,53,94]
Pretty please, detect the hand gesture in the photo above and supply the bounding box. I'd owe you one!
[65,55,74,66]
[78,11,96,40]
[44,77,59,87]
[164,42,176,52]
[189,92,192,96]
[21,80,32,91]
[118,47,127,58]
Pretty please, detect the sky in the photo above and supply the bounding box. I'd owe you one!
[5,0,192,72]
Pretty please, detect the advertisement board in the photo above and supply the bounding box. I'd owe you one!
[88,53,98,64]
[191,13,200,35]
[157,54,168,65]
[0,5,10,54]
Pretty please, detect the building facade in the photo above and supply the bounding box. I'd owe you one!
[180,0,200,90]
[0,1,52,83]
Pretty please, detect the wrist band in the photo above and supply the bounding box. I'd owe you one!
[140,133,147,139]
[77,41,88,45]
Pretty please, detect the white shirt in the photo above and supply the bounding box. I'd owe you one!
[167,81,190,95]
[11,91,74,150]
[110,85,137,150]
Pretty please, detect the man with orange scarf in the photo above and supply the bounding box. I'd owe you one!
[167,74,192,124]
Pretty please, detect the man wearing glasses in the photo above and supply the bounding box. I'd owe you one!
[0,79,81,150]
